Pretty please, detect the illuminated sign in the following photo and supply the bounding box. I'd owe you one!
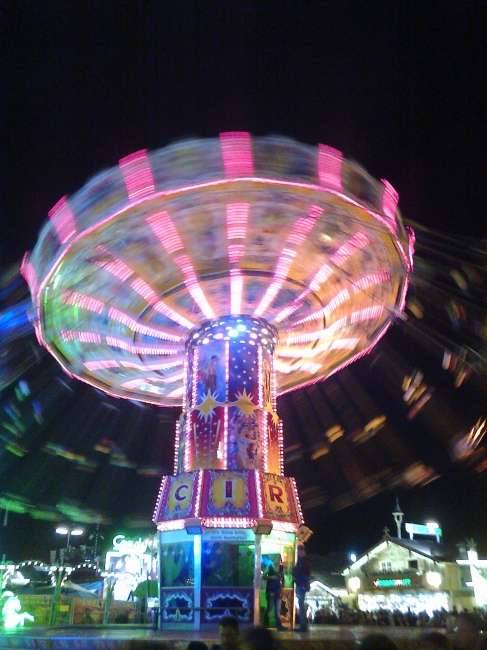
[373,578,411,588]
[112,535,149,555]
[405,523,442,537]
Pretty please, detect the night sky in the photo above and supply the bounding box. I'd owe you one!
[1,1,487,561]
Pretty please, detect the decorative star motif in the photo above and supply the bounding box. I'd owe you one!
[233,388,258,417]
[195,391,220,421]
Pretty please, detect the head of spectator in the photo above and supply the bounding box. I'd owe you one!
[451,612,483,650]
[218,615,240,650]
[241,626,280,650]
[360,633,399,650]
[416,632,450,650]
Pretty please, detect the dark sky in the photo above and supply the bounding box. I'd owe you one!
[1,1,487,561]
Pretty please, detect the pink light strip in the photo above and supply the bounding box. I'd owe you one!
[146,211,184,254]
[255,249,296,316]
[160,371,186,384]
[226,203,249,239]
[121,377,162,389]
[255,473,264,518]
[269,521,299,533]
[61,330,102,343]
[48,196,77,244]
[173,421,180,474]
[220,132,254,177]
[84,360,120,371]
[318,145,343,190]
[162,386,184,399]
[194,470,204,517]
[381,179,399,224]
[130,278,194,328]
[290,477,304,524]
[286,205,323,246]
[173,254,215,319]
[329,231,370,266]
[201,517,256,529]
[156,520,185,532]
[330,338,360,350]
[351,271,390,293]
[120,360,183,371]
[107,307,182,341]
[230,268,243,315]
[276,231,371,321]
[94,246,134,281]
[228,244,245,264]
[278,420,284,475]
[61,290,105,314]
[186,347,199,472]
[34,175,410,331]
[290,288,351,327]
[258,346,268,471]
[284,318,348,344]
[255,205,322,317]
[119,150,155,199]
[350,306,384,323]
[20,254,38,298]
[153,476,167,523]
[106,335,179,355]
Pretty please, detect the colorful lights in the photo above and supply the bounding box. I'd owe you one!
[230,269,243,315]
[220,132,254,177]
[173,254,215,320]
[26,133,411,412]
[61,290,105,314]
[373,578,411,588]
[146,211,184,254]
[48,196,77,244]
[226,203,249,240]
[381,179,399,224]
[318,144,343,190]
[93,246,134,281]
[350,306,384,323]
[119,149,155,199]
[61,330,102,344]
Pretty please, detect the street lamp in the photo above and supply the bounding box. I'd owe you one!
[55,525,84,552]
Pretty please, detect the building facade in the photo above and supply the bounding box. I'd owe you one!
[343,534,474,615]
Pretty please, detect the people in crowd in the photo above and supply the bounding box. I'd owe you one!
[311,605,487,630]
[292,544,311,632]
[263,555,285,631]
[360,633,399,650]
[211,615,241,650]
[241,625,281,650]
[416,631,450,650]
[450,611,484,650]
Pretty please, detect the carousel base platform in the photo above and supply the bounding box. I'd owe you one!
[0,624,436,650]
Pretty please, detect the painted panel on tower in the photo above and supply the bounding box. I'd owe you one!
[262,474,298,522]
[200,470,256,517]
[163,473,196,520]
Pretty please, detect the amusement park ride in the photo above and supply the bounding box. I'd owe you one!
[22,133,413,628]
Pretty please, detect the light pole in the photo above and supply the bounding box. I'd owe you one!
[55,525,84,558]
[50,525,83,626]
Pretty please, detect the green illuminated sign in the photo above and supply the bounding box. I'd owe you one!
[373,578,411,587]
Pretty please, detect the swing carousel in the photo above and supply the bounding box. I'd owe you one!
[22,132,413,628]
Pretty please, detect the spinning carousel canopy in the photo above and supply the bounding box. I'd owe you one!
[23,133,413,406]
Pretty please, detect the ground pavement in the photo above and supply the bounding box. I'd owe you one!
[0,624,437,650]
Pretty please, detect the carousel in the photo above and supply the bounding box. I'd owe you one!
[22,132,413,628]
